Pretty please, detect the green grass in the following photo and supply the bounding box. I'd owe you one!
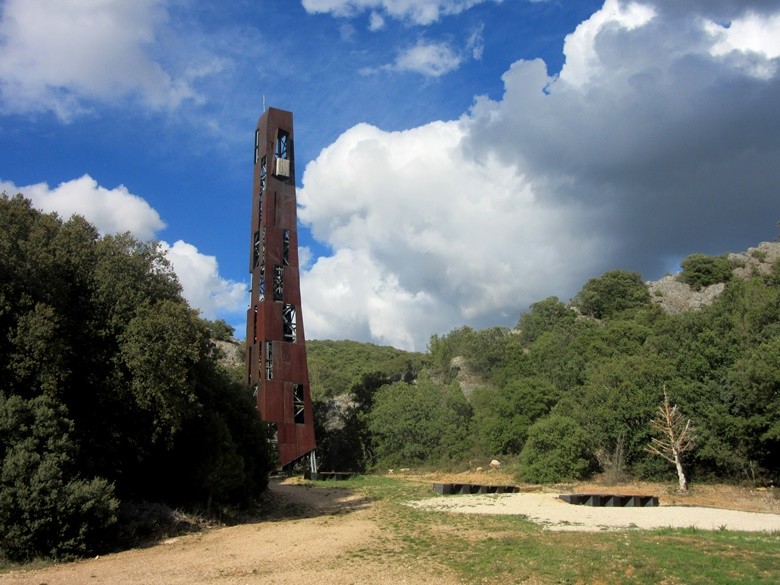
[310,475,780,584]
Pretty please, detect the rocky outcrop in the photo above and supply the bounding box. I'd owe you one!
[647,276,726,314]
[647,241,780,314]
[450,355,481,398]
[729,241,780,279]
[213,339,243,367]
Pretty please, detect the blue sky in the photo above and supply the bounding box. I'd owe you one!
[2,0,779,350]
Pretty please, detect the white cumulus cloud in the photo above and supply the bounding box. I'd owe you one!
[159,240,248,320]
[1,175,247,321]
[704,11,780,79]
[301,0,499,26]
[0,175,165,240]
[0,0,201,119]
[299,121,604,350]
[363,40,464,77]
[559,0,656,88]
[298,0,780,351]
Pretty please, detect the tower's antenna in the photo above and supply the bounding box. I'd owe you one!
[262,95,266,112]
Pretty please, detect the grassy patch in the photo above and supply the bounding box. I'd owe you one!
[311,475,780,584]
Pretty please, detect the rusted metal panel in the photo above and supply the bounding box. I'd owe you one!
[245,107,316,469]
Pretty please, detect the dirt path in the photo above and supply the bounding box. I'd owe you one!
[0,479,459,585]
[1,474,776,584]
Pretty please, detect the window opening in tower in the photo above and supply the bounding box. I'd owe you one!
[273,265,283,301]
[265,341,274,380]
[293,384,305,424]
[282,228,290,266]
[283,304,297,342]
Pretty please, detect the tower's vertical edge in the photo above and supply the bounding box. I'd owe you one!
[246,107,316,468]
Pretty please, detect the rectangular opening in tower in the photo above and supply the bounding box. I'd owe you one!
[283,304,297,342]
[275,130,289,159]
[282,228,290,266]
[293,384,305,424]
[273,265,283,301]
[252,231,260,268]
[265,341,274,380]
[274,130,291,178]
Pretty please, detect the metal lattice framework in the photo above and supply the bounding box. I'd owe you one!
[245,107,316,468]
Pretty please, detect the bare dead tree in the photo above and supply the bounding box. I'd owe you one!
[594,431,628,485]
[647,387,696,492]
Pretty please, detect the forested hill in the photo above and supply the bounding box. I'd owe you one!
[2,191,778,563]
[313,242,780,489]
[0,195,274,562]
[307,339,427,399]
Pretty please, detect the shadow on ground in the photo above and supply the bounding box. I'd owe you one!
[256,477,373,522]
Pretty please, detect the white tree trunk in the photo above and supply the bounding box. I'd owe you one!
[673,448,688,492]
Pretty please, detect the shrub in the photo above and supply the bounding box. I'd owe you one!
[573,270,650,319]
[517,415,594,483]
[0,394,118,561]
[678,253,733,290]
[203,318,235,341]
[750,249,767,262]
[517,296,576,345]
[369,379,473,467]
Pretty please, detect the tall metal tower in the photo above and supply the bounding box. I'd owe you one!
[245,107,316,469]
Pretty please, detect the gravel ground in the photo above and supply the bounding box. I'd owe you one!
[410,492,780,532]
[2,477,776,584]
[0,480,460,585]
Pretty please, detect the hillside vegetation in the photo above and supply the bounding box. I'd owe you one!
[3,192,778,564]
[0,195,274,562]
[313,247,780,488]
[307,339,427,399]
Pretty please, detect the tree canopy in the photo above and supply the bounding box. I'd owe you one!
[573,270,651,319]
[0,195,273,561]
[311,256,780,487]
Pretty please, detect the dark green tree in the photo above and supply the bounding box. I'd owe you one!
[0,393,118,561]
[719,337,780,482]
[202,318,235,341]
[517,415,595,483]
[369,379,472,466]
[471,376,558,456]
[0,195,273,559]
[573,270,650,319]
[555,354,682,478]
[678,253,733,290]
[517,296,576,345]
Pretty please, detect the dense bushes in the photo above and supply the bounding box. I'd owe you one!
[0,393,119,561]
[312,261,780,486]
[370,379,472,466]
[307,339,426,398]
[572,270,651,318]
[0,195,273,561]
[518,415,594,483]
[678,253,733,290]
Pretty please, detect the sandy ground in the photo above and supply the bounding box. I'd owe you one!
[0,479,460,585]
[1,474,777,584]
[411,492,780,532]
[407,470,780,532]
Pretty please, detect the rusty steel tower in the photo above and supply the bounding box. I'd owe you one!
[246,107,316,469]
